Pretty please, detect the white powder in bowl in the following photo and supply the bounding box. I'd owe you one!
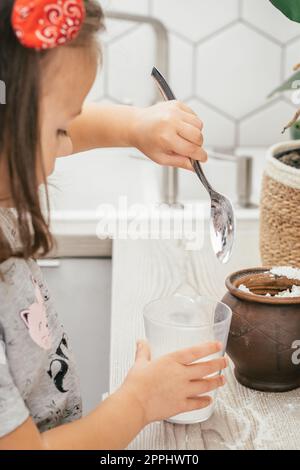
[238,284,251,293]
[275,285,300,298]
[270,266,300,281]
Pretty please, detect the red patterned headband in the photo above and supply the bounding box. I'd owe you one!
[11,0,86,50]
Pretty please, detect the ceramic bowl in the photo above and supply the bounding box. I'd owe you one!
[222,267,300,392]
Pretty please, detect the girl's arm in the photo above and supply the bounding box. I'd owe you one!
[68,104,141,150]
[0,341,227,450]
[1,388,145,450]
[68,102,207,171]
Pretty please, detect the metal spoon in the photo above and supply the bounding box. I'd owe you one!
[151,66,235,263]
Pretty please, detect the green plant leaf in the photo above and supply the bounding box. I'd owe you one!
[268,70,300,97]
[270,0,300,23]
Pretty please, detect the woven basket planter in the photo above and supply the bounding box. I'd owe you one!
[260,141,300,267]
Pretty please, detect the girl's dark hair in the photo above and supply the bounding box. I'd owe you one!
[0,0,104,262]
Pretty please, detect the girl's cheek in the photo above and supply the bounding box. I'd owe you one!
[40,146,57,178]
[57,135,73,158]
[37,130,57,178]
[41,136,73,178]
[37,133,73,181]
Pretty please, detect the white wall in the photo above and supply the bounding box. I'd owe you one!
[88,0,300,149]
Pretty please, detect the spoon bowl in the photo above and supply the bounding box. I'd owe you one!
[191,157,235,263]
[210,190,235,263]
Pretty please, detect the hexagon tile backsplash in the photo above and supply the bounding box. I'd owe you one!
[88,0,300,148]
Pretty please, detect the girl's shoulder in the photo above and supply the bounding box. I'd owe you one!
[0,207,34,296]
[0,256,39,324]
[0,256,30,286]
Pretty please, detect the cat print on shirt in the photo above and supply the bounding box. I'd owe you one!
[20,277,52,350]
[47,334,70,393]
[19,276,72,394]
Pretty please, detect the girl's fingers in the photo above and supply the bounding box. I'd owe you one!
[177,101,198,117]
[181,112,203,131]
[172,136,207,162]
[135,339,151,364]
[188,375,226,396]
[161,154,195,171]
[172,135,198,156]
[187,357,228,380]
[185,396,213,412]
[178,122,203,147]
[191,147,208,162]
[170,342,222,365]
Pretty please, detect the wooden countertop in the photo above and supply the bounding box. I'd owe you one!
[109,237,300,450]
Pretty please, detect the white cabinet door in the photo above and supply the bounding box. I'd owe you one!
[41,258,112,415]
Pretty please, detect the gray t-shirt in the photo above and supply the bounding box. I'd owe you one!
[0,208,82,438]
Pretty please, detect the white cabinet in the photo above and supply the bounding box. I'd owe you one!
[41,258,112,415]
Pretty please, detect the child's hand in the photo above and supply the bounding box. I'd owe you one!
[131,101,207,171]
[118,340,228,425]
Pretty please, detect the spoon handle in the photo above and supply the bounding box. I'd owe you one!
[151,67,213,194]
[192,160,213,194]
[151,66,176,101]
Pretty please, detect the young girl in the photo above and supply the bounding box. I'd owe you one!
[0,0,228,450]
